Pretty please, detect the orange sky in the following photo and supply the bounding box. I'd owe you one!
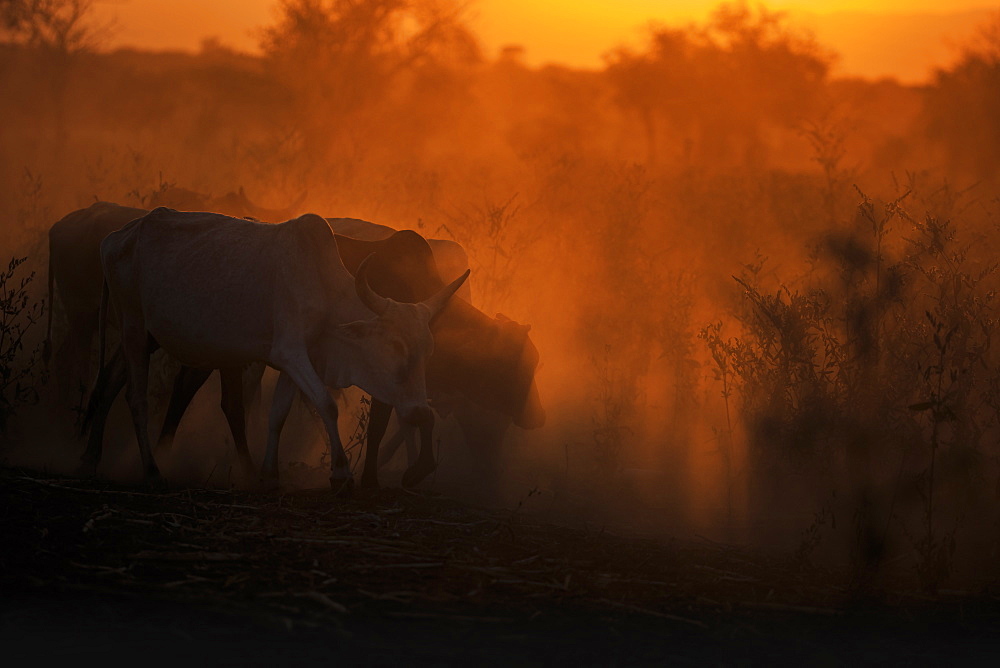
[96,1,997,83]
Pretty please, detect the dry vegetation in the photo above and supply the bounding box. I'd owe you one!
[3,0,1000,660]
[3,467,998,663]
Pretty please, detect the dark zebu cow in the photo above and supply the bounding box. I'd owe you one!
[46,203,148,402]
[92,208,467,488]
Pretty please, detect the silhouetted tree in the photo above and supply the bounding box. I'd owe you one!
[0,0,109,147]
[924,11,1000,180]
[259,0,480,163]
[0,0,106,52]
[606,1,830,169]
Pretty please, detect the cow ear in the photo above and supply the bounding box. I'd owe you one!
[495,312,511,322]
[355,254,391,315]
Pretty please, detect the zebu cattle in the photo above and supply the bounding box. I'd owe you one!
[93,208,467,489]
[45,203,148,402]
[46,193,304,400]
[63,205,540,489]
[154,222,545,489]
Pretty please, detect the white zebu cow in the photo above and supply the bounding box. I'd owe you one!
[97,208,468,490]
[324,217,471,469]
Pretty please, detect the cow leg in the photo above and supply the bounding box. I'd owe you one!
[277,362,352,495]
[404,427,419,467]
[75,320,97,402]
[260,370,296,487]
[360,398,393,489]
[79,345,127,475]
[56,315,94,408]
[119,320,161,483]
[455,403,512,499]
[377,424,411,469]
[241,362,266,413]
[220,366,255,476]
[401,410,436,489]
[157,365,213,453]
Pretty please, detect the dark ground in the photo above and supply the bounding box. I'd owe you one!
[2,466,999,666]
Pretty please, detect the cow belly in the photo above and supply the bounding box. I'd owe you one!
[142,301,272,369]
[150,330,266,369]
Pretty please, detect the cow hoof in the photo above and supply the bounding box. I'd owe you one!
[330,476,354,498]
[401,460,435,489]
[259,474,280,492]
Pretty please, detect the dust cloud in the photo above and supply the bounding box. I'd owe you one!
[4,1,1000,591]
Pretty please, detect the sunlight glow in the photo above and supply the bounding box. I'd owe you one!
[97,0,996,82]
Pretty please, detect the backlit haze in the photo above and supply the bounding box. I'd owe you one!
[7,0,1000,588]
[98,0,994,82]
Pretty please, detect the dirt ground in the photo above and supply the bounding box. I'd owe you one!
[2,465,999,666]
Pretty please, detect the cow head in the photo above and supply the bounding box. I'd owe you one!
[332,255,470,424]
[430,310,546,429]
[491,313,546,429]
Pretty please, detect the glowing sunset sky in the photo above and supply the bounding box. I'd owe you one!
[96,1,997,83]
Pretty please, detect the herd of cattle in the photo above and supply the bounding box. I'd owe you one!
[44,190,545,493]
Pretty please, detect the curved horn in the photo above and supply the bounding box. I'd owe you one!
[355,254,391,316]
[421,269,471,318]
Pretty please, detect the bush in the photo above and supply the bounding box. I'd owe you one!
[1,256,44,433]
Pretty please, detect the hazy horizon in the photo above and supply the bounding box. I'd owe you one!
[93,1,997,84]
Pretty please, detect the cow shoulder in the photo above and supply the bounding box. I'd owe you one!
[100,209,149,262]
[282,213,338,259]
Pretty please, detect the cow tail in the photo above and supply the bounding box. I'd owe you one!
[43,238,55,364]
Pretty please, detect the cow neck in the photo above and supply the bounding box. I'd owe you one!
[320,319,379,390]
[432,294,492,333]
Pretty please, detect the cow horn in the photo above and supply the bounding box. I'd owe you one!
[355,254,391,316]
[422,269,470,318]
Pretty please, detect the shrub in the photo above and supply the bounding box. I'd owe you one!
[1,256,45,433]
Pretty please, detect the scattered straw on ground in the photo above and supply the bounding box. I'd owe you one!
[1,466,998,663]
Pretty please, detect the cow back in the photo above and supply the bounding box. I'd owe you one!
[49,202,148,318]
